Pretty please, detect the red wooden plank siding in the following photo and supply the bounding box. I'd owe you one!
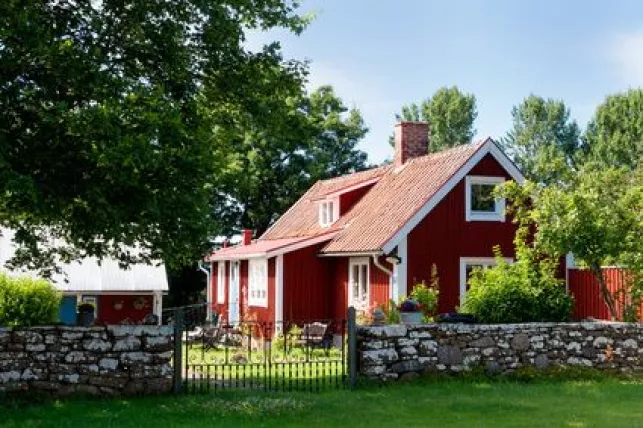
[406,154,518,313]
[568,268,642,321]
[332,257,349,322]
[370,256,391,309]
[98,294,153,325]
[283,243,332,322]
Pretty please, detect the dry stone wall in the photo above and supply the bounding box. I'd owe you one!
[0,325,173,396]
[358,322,643,381]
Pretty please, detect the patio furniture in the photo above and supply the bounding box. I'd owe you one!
[302,321,333,354]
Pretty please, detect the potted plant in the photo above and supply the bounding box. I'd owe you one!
[398,298,423,324]
[77,302,96,326]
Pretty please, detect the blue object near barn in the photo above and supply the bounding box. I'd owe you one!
[59,295,78,325]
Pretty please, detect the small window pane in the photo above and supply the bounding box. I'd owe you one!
[360,265,368,297]
[328,202,334,223]
[471,184,496,212]
[352,265,360,298]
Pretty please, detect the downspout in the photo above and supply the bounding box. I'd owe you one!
[372,254,392,277]
[198,261,212,322]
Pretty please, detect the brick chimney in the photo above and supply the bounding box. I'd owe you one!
[394,121,429,167]
[241,229,253,246]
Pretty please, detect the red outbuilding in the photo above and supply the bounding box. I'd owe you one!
[206,121,524,327]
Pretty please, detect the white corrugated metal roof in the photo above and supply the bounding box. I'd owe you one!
[0,229,168,293]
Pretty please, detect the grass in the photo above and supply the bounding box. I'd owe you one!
[3,376,643,427]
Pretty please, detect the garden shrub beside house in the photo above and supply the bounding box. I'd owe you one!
[0,272,60,327]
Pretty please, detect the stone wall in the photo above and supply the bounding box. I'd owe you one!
[0,325,173,396]
[358,322,643,381]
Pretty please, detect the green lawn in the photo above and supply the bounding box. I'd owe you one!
[2,378,643,428]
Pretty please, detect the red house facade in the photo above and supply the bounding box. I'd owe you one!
[207,122,524,326]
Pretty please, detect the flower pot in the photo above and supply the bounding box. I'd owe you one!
[400,312,423,324]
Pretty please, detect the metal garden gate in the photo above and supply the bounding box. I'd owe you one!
[168,305,357,394]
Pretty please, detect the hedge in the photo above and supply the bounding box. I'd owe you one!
[0,272,61,327]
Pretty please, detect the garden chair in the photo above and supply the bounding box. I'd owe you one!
[302,321,333,356]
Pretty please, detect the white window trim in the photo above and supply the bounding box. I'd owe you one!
[348,257,370,307]
[318,197,340,227]
[459,257,513,304]
[248,258,268,307]
[465,176,506,222]
[216,261,225,304]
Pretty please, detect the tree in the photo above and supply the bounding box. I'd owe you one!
[501,95,583,185]
[215,85,369,237]
[501,166,643,320]
[0,0,309,275]
[390,86,477,152]
[584,89,643,171]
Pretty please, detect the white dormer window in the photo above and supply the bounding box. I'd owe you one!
[319,199,339,227]
[465,176,505,222]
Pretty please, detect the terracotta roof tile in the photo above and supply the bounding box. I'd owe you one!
[260,166,390,240]
[321,140,488,253]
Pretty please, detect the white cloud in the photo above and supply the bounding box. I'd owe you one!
[609,29,643,86]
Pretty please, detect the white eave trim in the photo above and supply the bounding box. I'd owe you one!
[381,139,524,254]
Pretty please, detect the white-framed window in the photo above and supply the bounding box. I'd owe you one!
[216,261,225,304]
[348,257,369,307]
[465,176,505,222]
[459,257,512,303]
[318,198,339,227]
[248,258,268,307]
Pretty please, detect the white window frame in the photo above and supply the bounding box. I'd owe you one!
[248,258,268,307]
[459,257,513,304]
[465,176,506,222]
[216,261,225,304]
[348,257,370,307]
[318,198,340,227]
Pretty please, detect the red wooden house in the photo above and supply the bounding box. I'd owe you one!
[206,121,524,326]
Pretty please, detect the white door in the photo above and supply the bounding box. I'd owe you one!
[228,261,240,324]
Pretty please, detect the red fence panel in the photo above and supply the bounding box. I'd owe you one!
[568,268,642,321]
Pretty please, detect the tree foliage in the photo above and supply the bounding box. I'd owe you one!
[502,95,584,185]
[501,169,643,320]
[214,85,369,237]
[584,89,643,171]
[391,86,477,153]
[0,0,309,274]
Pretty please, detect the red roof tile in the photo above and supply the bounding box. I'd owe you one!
[259,166,390,240]
[210,139,502,260]
[206,232,338,261]
[320,140,488,253]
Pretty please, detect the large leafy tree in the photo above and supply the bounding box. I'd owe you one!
[501,95,583,185]
[390,86,477,152]
[584,89,643,171]
[502,166,643,321]
[0,0,308,275]
[215,85,369,237]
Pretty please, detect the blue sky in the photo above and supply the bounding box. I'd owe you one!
[249,0,643,164]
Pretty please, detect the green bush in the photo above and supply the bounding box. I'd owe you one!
[0,272,61,327]
[409,264,440,321]
[460,248,573,323]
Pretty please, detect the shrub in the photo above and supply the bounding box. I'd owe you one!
[0,272,61,327]
[409,265,439,320]
[460,247,573,323]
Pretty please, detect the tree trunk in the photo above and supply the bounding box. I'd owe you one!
[591,264,619,321]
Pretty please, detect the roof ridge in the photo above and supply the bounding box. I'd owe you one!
[317,164,390,184]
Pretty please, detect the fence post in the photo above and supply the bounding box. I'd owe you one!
[347,306,357,390]
[173,307,184,394]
